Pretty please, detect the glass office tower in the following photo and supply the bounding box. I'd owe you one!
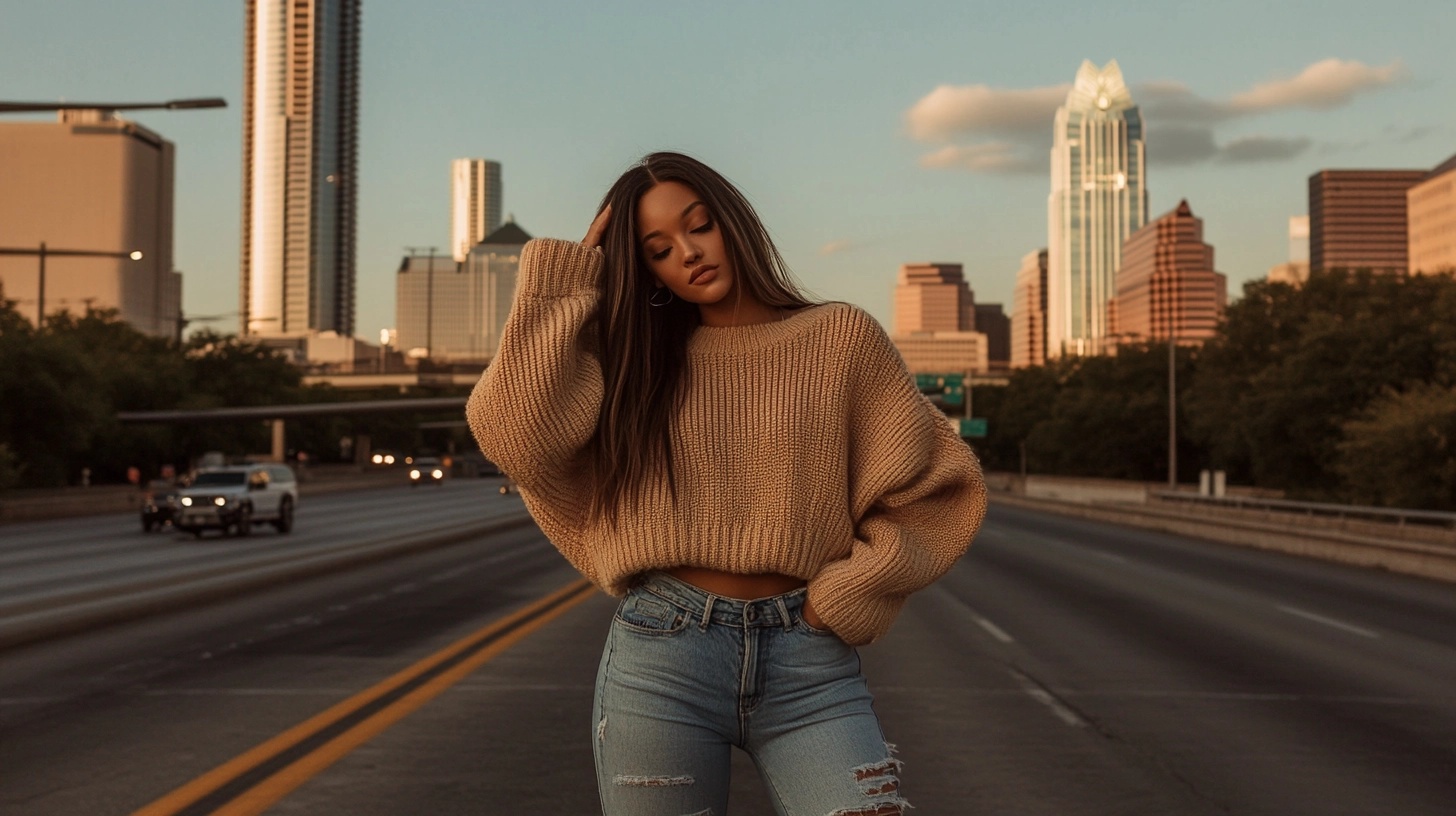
[241,0,361,337]
[1047,59,1147,357]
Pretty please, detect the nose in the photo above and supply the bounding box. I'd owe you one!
[681,237,702,265]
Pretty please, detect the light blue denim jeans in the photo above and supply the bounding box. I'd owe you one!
[592,571,907,816]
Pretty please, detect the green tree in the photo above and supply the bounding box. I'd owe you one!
[1336,384,1456,510]
[1186,269,1456,498]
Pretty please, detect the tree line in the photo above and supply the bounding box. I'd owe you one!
[0,289,471,490]
[971,268,1456,511]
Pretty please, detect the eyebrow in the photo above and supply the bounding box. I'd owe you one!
[640,201,706,244]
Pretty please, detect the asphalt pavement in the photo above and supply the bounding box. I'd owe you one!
[1,499,1453,814]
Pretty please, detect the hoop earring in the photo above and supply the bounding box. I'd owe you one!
[648,287,675,307]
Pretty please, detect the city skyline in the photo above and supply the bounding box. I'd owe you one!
[2,2,1452,339]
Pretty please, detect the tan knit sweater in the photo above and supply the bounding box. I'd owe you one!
[466,238,987,645]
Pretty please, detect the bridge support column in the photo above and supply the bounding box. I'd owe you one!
[271,419,285,463]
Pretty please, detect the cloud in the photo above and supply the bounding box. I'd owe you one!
[918,143,1041,174]
[1217,136,1314,163]
[905,83,1069,141]
[1228,59,1407,113]
[818,240,855,256]
[910,58,1410,175]
[1147,125,1221,165]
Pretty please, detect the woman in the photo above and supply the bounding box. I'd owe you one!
[466,152,986,816]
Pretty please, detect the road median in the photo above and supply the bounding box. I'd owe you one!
[990,493,1456,585]
[0,510,535,653]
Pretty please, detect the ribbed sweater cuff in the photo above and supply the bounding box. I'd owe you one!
[806,564,901,646]
[517,238,602,297]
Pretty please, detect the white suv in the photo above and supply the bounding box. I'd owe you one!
[175,464,298,538]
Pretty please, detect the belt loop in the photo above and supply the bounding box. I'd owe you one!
[699,594,715,631]
[774,596,792,631]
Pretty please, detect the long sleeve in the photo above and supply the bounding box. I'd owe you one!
[466,238,604,577]
[806,318,988,645]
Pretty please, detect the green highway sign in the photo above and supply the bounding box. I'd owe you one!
[915,373,964,406]
[959,418,988,438]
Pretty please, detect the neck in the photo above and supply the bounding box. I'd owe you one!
[698,295,786,328]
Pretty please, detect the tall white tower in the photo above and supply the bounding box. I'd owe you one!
[241,0,361,337]
[451,159,503,263]
[1047,59,1147,357]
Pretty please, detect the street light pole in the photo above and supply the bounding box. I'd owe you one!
[0,244,143,327]
[1168,323,1177,490]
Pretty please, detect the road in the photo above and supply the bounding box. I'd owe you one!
[1,497,1453,814]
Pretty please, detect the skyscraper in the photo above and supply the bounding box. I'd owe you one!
[1011,249,1048,368]
[241,0,361,337]
[893,263,975,334]
[1047,59,1148,358]
[891,262,987,375]
[451,159,503,263]
[1114,200,1226,345]
[1308,168,1425,275]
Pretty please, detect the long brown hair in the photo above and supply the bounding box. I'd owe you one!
[587,151,819,526]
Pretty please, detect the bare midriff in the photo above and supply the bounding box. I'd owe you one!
[664,566,806,600]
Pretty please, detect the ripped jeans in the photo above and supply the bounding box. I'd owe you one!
[592,571,907,816]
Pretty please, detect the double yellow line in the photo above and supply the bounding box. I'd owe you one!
[131,579,596,816]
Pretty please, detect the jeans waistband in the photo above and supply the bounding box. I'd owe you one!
[632,571,807,630]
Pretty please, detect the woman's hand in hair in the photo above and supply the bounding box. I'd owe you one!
[583,205,612,249]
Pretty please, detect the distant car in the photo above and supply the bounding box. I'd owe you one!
[409,457,445,487]
[174,464,298,538]
[141,479,181,532]
[369,451,399,467]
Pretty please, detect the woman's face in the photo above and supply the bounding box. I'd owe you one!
[635,180,735,306]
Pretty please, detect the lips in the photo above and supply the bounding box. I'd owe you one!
[689,265,718,285]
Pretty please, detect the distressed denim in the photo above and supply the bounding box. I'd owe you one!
[592,571,906,816]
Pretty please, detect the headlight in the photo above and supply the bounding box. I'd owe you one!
[372,454,383,464]
[384,455,396,465]
[409,469,421,479]
[431,469,443,479]
[214,496,228,506]
[181,496,193,507]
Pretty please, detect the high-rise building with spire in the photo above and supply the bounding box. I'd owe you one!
[451,159,503,263]
[241,0,361,337]
[1047,59,1148,357]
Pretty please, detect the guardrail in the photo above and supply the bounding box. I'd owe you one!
[1150,491,1456,541]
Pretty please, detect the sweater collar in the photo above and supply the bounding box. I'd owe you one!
[686,302,836,357]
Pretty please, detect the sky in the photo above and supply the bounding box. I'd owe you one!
[2,0,1453,338]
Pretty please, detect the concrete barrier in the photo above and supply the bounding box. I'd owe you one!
[0,510,536,652]
[990,493,1456,586]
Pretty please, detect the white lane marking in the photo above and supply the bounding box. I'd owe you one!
[1091,550,1129,564]
[1023,687,1086,727]
[1277,605,1379,639]
[971,613,1015,643]
[1007,670,1085,727]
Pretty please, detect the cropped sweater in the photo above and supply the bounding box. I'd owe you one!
[465,238,987,645]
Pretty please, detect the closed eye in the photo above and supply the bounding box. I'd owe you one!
[650,247,670,261]
[690,219,713,234]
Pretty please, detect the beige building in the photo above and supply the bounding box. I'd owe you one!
[0,110,180,337]
[451,159,503,263]
[1408,153,1456,275]
[1114,200,1226,345]
[1011,249,1048,368]
[892,332,989,376]
[891,261,986,374]
[893,263,975,334]
[396,221,531,361]
[242,0,361,337]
